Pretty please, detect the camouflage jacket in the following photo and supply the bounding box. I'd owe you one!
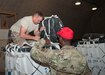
[30,39,88,75]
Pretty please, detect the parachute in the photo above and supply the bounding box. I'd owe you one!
[39,15,64,43]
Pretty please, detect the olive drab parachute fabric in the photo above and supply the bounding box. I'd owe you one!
[30,39,91,75]
[39,15,64,43]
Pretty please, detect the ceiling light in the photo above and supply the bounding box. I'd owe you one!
[92,7,97,10]
[75,1,81,5]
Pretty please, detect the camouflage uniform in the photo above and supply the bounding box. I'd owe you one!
[9,31,26,45]
[30,39,91,75]
[9,31,35,46]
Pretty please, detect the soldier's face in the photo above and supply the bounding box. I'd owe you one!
[58,37,65,47]
[33,14,43,24]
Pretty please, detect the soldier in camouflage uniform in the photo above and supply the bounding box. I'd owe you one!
[30,27,91,75]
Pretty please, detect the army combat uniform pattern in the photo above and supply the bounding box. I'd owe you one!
[30,39,91,75]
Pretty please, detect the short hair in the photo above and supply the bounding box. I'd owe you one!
[33,11,44,17]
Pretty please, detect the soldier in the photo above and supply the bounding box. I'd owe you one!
[9,11,44,46]
[30,27,91,75]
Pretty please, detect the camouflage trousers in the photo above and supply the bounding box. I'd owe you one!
[9,31,26,46]
[50,64,92,75]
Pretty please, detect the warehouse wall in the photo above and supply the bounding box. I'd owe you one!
[0,0,105,39]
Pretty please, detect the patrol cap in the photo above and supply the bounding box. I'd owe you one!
[57,27,74,40]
